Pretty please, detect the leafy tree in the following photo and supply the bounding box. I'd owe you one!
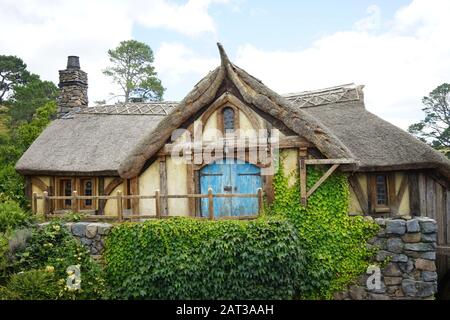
[7,75,58,124]
[408,83,450,156]
[0,56,32,103]
[103,40,164,102]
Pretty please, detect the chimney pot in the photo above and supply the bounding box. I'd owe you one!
[67,56,80,69]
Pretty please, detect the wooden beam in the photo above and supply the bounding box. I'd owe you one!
[298,148,307,206]
[159,156,169,216]
[130,177,139,215]
[208,188,214,220]
[349,175,368,215]
[31,177,48,192]
[186,163,195,217]
[155,190,161,218]
[307,164,340,198]
[24,176,32,201]
[304,158,356,165]
[98,177,105,215]
[408,173,420,216]
[388,173,396,216]
[104,177,123,196]
[116,190,123,221]
[394,173,408,212]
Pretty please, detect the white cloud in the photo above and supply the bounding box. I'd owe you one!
[155,42,219,84]
[0,0,230,104]
[235,0,450,130]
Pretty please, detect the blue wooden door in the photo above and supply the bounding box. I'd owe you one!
[200,159,261,217]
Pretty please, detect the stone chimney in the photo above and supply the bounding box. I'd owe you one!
[57,56,88,117]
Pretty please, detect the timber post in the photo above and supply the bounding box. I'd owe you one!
[72,190,79,213]
[116,190,123,221]
[257,188,264,215]
[208,188,214,220]
[32,192,38,215]
[43,191,49,220]
[155,190,161,218]
[298,147,307,206]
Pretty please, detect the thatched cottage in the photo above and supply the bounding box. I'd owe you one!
[15,44,450,251]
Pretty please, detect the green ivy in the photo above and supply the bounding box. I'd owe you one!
[104,217,306,299]
[268,162,379,299]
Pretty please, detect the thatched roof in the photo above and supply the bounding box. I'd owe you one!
[15,107,168,176]
[285,84,450,178]
[15,44,450,179]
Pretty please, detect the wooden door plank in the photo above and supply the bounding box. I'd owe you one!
[426,177,436,219]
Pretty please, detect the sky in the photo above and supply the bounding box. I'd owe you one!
[1,0,449,130]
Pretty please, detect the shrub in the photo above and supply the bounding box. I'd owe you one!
[268,163,379,299]
[0,198,32,233]
[0,269,59,300]
[14,222,106,299]
[104,217,306,299]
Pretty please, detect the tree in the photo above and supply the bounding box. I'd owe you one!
[7,74,58,124]
[0,56,32,103]
[103,40,165,102]
[408,83,450,157]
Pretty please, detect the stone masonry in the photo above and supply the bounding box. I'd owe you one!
[334,217,438,300]
[62,216,437,300]
[57,56,88,117]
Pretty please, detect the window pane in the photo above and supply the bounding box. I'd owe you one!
[376,175,387,206]
[223,107,235,131]
[83,180,93,207]
[63,180,72,207]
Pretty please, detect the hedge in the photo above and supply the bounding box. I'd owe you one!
[104,217,306,299]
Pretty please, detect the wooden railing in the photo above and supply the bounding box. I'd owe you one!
[32,187,264,222]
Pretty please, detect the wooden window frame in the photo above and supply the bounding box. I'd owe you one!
[217,105,240,135]
[55,177,97,211]
[368,173,393,214]
[56,177,75,210]
[79,178,96,210]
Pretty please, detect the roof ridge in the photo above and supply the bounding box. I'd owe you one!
[284,84,364,108]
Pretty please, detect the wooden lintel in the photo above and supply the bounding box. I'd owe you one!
[158,136,312,156]
[306,164,340,198]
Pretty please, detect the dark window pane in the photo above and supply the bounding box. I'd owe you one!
[63,180,72,206]
[223,107,235,131]
[83,180,93,206]
[376,175,387,206]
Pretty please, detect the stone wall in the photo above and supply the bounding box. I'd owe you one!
[64,217,438,300]
[334,217,438,300]
[64,222,112,260]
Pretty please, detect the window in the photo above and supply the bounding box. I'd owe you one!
[80,179,94,209]
[222,107,235,131]
[375,175,388,206]
[59,179,72,209]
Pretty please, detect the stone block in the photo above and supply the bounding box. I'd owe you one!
[384,276,402,286]
[387,238,404,253]
[406,219,420,233]
[348,285,367,300]
[383,263,402,277]
[415,259,436,272]
[402,279,436,298]
[421,233,437,243]
[422,271,438,282]
[86,224,98,239]
[386,220,406,235]
[71,222,90,237]
[402,233,421,243]
[404,243,435,252]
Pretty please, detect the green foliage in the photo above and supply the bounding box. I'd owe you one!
[0,55,32,103]
[7,76,58,124]
[0,101,56,209]
[104,217,306,299]
[14,222,106,299]
[408,83,450,157]
[0,199,32,233]
[0,269,60,300]
[268,163,379,299]
[103,40,165,102]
